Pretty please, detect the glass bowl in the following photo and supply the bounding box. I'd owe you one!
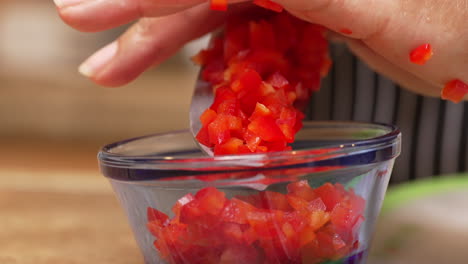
[98,121,401,264]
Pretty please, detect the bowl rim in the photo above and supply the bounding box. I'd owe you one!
[98,121,401,176]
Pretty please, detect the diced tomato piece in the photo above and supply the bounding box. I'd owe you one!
[210,0,227,11]
[441,79,468,103]
[253,0,284,12]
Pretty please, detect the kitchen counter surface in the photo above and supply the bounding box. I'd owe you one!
[0,168,143,264]
[1,139,467,264]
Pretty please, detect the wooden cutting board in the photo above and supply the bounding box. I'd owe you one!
[0,170,143,264]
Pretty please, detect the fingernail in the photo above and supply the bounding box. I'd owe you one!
[53,0,85,8]
[79,42,118,78]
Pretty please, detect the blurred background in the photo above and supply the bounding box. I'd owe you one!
[1,1,466,264]
[0,1,208,263]
[1,0,210,172]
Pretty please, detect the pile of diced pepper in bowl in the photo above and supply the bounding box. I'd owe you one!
[147,2,367,263]
[147,181,366,264]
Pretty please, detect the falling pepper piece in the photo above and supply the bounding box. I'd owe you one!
[409,43,433,65]
[441,79,468,103]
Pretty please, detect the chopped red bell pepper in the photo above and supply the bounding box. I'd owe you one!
[193,12,331,155]
[409,43,433,65]
[253,0,284,12]
[210,0,228,11]
[147,181,365,263]
[441,79,468,103]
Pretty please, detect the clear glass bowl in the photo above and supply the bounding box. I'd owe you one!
[98,121,401,264]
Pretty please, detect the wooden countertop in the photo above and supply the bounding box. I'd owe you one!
[0,169,143,264]
[0,139,143,264]
[2,138,466,264]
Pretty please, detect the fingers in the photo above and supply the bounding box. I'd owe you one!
[78,3,226,87]
[55,0,205,32]
[278,0,468,95]
[347,39,441,98]
[55,0,246,32]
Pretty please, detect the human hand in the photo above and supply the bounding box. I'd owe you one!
[55,0,468,100]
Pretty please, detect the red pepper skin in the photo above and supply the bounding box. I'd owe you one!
[409,43,433,65]
[441,79,468,103]
[194,13,330,155]
[210,0,228,11]
[253,0,284,12]
[339,28,353,35]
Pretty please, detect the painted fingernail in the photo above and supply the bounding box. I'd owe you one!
[79,42,118,78]
[53,0,85,8]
